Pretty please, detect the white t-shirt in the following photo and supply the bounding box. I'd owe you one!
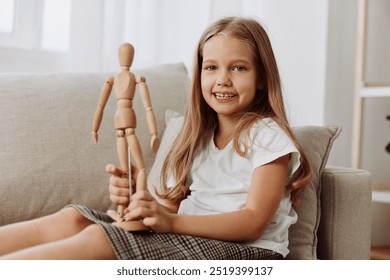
[174,118,300,257]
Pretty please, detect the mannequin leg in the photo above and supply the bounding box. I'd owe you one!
[0,208,93,256]
[116,129,129,176]
[115,129,129,217]
[110,128,149,231]
[125,128,147,192]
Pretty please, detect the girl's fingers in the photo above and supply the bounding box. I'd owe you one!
[123,207,153,221]
[105,164,124,177]
[127,199,151,211]
[109,174,130,189]
[142,217,157,227]
[110,194,129,206]
[131,190,154,201]
[109,182,130,196]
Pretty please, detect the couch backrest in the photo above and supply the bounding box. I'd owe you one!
[0,63,190,226]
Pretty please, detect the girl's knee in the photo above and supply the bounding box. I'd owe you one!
[57,207,92,229]
[80,224,111,245]
[77,224,116,259]
[81,224,104,237]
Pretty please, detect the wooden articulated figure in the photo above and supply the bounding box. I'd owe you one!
[91,43,159,231]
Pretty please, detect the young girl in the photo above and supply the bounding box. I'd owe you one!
[0,16,311,260]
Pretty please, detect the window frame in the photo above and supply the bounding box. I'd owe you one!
[0,0,44,49]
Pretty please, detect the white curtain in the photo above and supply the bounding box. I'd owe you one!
[101,0,230,71]
[93,0,275,72]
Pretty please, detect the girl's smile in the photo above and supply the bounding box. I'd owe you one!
[214,92,238,102]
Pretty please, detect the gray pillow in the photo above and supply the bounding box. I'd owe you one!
[287,125,341,259]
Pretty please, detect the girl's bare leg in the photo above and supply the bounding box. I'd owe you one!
[1,224,116,260]
[0,207,93,256]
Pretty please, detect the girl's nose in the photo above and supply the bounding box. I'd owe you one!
[216,71,232,87]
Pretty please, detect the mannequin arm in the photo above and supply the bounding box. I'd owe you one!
[136,76,160,152]
[91,76,114,143]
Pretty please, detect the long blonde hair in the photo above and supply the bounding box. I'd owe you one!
[158,17,312,204]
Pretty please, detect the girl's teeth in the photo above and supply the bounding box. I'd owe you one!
[215,93,236,99]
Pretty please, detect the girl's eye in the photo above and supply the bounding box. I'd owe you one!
[204,65,217,71]
[232,66,246,72]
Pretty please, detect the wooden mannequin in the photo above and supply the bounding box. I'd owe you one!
[91,43,159,231]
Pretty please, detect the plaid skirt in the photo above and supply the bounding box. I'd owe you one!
[69,204,283,260]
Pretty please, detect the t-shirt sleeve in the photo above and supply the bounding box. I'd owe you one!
[250,120,300,177]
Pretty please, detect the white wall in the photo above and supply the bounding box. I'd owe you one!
[324,0,358,167]
[325,0,390,175]
[239,0,329,127]
[362,0,390,185]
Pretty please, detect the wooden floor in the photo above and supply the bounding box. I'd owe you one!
[371,245,390,260]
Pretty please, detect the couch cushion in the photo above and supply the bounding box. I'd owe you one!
[287,125,341,259]
[148,110,340,259]
[0,63,190,226]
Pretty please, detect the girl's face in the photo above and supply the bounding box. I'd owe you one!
[201,34,258,121]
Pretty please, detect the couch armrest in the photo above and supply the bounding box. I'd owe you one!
[317,166,372,259]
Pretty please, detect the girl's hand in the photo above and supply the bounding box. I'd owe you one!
[124,190,174,233]
[106,164,132,207]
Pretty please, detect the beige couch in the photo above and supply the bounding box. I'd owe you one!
[0,63,372,259]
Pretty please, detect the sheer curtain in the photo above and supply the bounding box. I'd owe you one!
[98,0,278,71]
[101,0,217,71]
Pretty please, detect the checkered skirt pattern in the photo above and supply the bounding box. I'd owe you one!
[69,205,282,260]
